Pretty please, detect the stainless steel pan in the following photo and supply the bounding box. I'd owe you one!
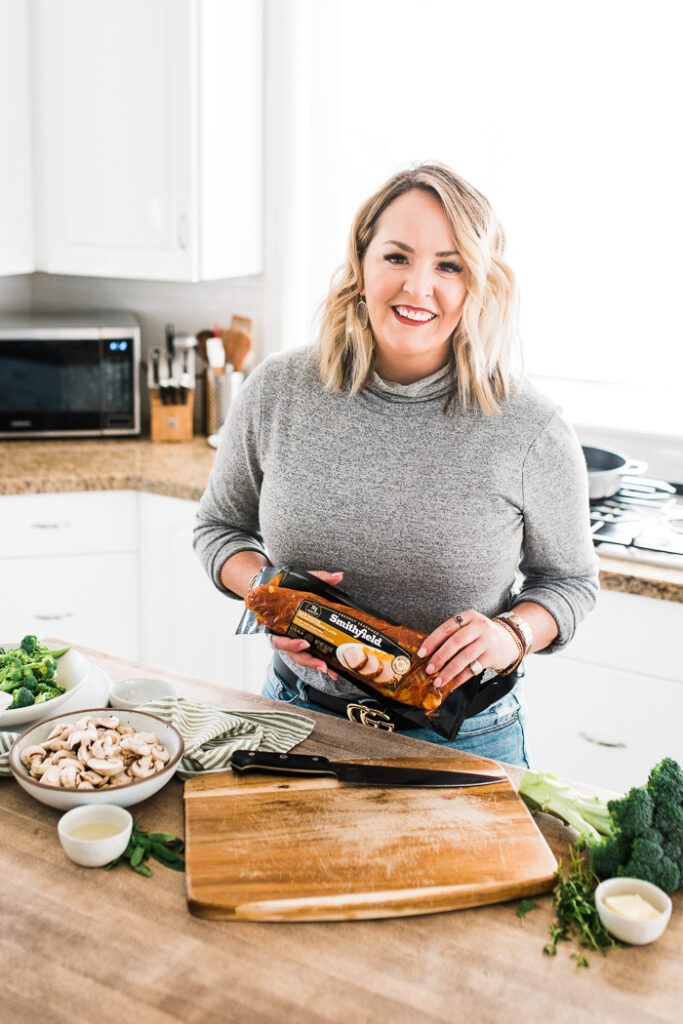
[582,445,646,500]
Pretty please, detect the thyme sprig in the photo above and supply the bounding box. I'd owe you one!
[543,847,623,963]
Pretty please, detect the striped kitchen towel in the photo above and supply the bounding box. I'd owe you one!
[141,697,315,778]
[0,730,19,775]
[0,697,315,779]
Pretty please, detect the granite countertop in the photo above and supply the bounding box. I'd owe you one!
[1,437,682,603]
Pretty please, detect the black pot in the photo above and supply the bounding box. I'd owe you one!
[582,445,646,500]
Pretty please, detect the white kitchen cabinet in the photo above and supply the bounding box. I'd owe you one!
[1,551,139,659]
[0,491,139,660]
[0,0,33,275]
[138,492,271,693]
[522,654,683,794]
[557,587,683,684]
[32,0,263,282]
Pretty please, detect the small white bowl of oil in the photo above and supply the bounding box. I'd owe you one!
[58,804,132,867]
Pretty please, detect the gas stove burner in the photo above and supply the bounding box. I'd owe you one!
[590,476,683,563]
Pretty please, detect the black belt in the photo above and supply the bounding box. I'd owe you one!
[272,651,521,733]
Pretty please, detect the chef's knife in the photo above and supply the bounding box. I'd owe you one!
[151,347,165,403]
[230,750,505,788]
[179,347,190,404]
[165,323,177,403]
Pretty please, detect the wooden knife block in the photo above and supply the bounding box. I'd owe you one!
[150,390,194,442]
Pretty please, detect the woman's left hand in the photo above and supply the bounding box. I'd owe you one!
[417,610,519,691]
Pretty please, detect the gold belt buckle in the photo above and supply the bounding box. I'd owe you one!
[346,703,395,732]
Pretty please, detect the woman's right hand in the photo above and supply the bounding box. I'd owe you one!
[270,570,344,680]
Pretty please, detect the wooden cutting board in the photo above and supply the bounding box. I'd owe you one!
[183,754,557,921]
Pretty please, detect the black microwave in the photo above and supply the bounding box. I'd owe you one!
[0,312,141,438]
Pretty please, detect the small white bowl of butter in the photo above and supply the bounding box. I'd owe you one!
[58,804,132,867]
[595,877,672,944]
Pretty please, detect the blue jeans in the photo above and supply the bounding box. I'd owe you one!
[262,661,530,768]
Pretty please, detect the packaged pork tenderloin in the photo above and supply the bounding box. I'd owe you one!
[237,567,499,740]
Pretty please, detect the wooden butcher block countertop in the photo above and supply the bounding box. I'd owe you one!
[2,644,682,1024]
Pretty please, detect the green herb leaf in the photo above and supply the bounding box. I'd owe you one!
[516,898,538,923]
[544,848,621,965]
[103,820,185,878]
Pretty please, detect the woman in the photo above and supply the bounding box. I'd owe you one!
[194,163,598,767]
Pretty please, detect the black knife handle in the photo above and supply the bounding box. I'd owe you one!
[230,750,334,776]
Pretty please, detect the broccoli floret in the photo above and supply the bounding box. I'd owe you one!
[34,656,57,682]
[589,835,631,879]
[648,758,683,806]
[7,686,36,710]
[0,660,25,692]
[621,854,680,893]
[18,668,39,692]
[607,787,654,839]
[19,635,43,658]
[34,686,65,704]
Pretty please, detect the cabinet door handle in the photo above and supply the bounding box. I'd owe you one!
[178,214,188,250]
[34,613,74,621]
[579,731,627,749]
[31,522,72,529]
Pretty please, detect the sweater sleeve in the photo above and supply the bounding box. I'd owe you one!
[516,410,599,651]
[193,368,268,598]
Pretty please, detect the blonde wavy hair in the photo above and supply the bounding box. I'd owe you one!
[316,163,522,414]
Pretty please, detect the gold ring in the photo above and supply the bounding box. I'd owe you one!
[469,659,484,675]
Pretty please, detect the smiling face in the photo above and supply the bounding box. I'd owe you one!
[361,188,468,383]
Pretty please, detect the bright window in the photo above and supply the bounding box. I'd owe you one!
[279,0,683,435]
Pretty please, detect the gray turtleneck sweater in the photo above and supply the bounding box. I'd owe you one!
[193,346,599,697]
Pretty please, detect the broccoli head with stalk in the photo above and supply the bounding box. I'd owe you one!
[519,757,683,893]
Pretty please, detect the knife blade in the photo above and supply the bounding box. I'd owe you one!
[230,750,505,788]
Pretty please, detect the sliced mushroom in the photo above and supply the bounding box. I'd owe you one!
[67,727,98,750]
[47,722,73,741]
[86,757,124,778]
[76,744,91,766]
[77,781,95,791]
[130,760,156,779]
[100,729,122,745]
[21,745,47,768]
[120,736,151,757]
[93,716,119,729]
[116,726,136,736]
[151,744,170,764]
[134,732,159,745]
[42,738,70,752]
[59,763,81,788]
[51,749,80,764]
[39,764,63,787]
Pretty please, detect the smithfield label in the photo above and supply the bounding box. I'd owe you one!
[287,600,412,684]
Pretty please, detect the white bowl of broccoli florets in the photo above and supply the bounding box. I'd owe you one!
[0,637,89,727]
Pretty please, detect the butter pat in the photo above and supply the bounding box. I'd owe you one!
[605,893,660,920]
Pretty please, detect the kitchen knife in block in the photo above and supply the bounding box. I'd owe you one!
[184,753,557,921]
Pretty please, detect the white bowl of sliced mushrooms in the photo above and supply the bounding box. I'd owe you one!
[10,708,184,810]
